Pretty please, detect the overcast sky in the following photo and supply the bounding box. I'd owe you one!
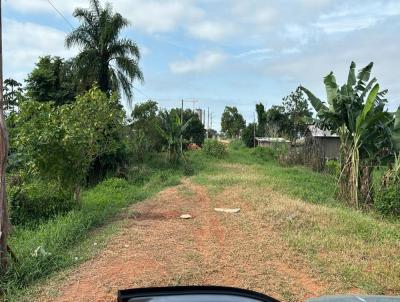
[3,0,400,130]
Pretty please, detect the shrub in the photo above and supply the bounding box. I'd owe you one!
[251,146,276,161]
[183,162,195,176]
[13,87,125,199]
[203,139,227,158]
[127,165,153,184]
[326,159,340,176]
[241,123,256,148]
[229,139,244,150]
[374,184,400,216]
[9,180,74,226]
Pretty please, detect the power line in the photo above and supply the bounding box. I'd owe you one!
[46,0,75,30]
[132,86,151,100]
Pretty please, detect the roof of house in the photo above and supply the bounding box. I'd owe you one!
[307,125,339,138]
[255,137,291,143]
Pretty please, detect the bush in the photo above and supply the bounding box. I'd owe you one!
[241,123,256,148]
[127,165,153,184]
[203,139,227,158]
[229,139,244,150]
[251,146,276,161]
[326,159,340,176]
[9,180,74,226]
[183,162,195,176]
[374,184,400,216]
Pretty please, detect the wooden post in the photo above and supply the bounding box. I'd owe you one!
[253,112,256,148]
[180,99,183,154]
[0,1,10,270]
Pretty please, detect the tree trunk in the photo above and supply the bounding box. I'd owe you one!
[74,185,81,204]
[98,59,110,95]
[0,2,10,271]
[360,165,373,206]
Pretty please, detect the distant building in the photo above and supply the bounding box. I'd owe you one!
[255,137,291,148]
[305,125,340,159]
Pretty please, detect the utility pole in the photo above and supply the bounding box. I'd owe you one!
[253,112,256,148]
[180,99,183,153]
[210,112,212,130]
[207,107,210,137]
[0,1,10,270]
[183,99,198,112]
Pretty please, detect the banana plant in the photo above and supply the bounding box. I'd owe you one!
[156,110,191,162]
[300,62,394,207]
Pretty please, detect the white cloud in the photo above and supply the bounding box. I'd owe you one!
[282,47,301,54]
[5,0,79,13]
[3,19,76,82]
[188,21,235,41]
[5,0,203,34]
[314,1,400,34]
[169,52,226,74]
[235,48,272,58]
[119,0,203,34]
[232,1,277,26]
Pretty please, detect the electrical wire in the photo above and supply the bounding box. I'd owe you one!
[46,0,75,30]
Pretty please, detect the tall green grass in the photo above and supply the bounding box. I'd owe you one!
[1,163,181,299]
[189,144,338,205]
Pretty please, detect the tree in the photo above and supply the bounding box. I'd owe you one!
[3,78,22,113]
[25,56,76,105]
[130,100,163,154]
[282,87,312,143]
[207,129,217,139]
[157,110,191,162]
[265,105,290,138]
[14,87,125,202]
[221,106,246,138]
[241,123,257,148]
[255,103,267,136]
[66,0,143,103]
[301,62,394,207]
[170,109,206,147]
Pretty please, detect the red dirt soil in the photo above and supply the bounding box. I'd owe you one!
[36,180,328,302]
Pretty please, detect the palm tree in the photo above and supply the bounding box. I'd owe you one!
[66,0,143,103]
[4,78,23,113]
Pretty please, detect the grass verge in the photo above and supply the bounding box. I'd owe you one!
[189,145,400,294]
[1,164,181,300]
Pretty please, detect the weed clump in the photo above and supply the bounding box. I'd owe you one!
[202,139,227,158]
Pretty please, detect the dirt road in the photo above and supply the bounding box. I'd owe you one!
[34,177,334,302]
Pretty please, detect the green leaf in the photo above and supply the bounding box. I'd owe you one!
[323,72,338,108]
[357,62,373,83]
[393,106,400,151]
[299,86,328,112]
[356,83,379,131]
[347,61,356,89]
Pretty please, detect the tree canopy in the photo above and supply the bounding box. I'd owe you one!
[265,105,290,138]
[3,78,23,113]
[66,0,143,103]
[221,106,246,138]
[282,87,312,143]
[255,103,267,136]
[14,87,125,200]
[25,56,76,106]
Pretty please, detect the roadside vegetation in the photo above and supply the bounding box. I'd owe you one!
[0,0,399,300]
[188,145,400,295]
